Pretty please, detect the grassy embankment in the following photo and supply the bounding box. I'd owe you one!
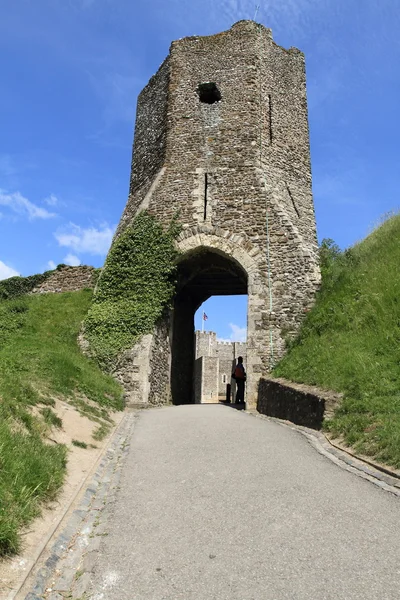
[0,287,123,556]
[273,214,400,468]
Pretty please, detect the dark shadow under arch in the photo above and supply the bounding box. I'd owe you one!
[171,247,248,405]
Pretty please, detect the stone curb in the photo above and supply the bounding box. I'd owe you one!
[23,412,137,600]
[247,410,400,497]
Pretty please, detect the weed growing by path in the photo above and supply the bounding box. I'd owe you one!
[0,421,67,555]
[40,407,63,429]
[72,440,88,449]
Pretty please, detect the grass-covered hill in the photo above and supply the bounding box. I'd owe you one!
[0,285,123,557]
[0,212,180,558]
[274,214,400,468]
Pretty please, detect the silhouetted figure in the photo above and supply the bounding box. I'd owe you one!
[232,356,246,404]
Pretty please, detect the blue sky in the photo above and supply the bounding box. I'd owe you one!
[1,0,399,341]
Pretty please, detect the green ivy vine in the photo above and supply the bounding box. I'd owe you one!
[0,272,51,301]
[84,211,181,369]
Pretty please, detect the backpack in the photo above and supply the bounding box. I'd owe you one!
[234,364,244,379]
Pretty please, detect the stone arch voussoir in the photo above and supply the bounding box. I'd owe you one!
[176,226,263,280]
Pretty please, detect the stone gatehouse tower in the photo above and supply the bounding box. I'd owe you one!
[114,20,320,408]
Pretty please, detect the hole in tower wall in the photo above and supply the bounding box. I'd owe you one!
[197,82,221,104]
[204,173,208,220]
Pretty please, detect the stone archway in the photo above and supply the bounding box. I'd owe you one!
[172,228,266,407]
[113,228,269,410]
[171,245,247,405]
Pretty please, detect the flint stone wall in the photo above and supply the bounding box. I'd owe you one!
[112,319,171,407]
[31,266,97,294]
[257,377,342,429]
[194,358,202,404]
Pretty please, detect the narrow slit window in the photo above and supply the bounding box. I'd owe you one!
[204,173,208,220]
[197,82,221,104]
[286,183,300,218]
[268,94,273,144]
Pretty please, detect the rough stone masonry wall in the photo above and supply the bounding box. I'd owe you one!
[31,266,97,294]
[148,318,171,405]
[117,57,170,235]
[194,358,202,403]
[257,377,342,429]
[112,20,320,407]
[195,330,217,358]
[218,359,234,397]
[201,356,219,403]
[112,318,171,407]
[215,341,236,360]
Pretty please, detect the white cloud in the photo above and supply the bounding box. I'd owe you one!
[229,323,247,342]
[54,222,115,256]
[44,194,59,206]
[0,190,56,220]
[218,323,247,343]
[63,253,81,266]
[0,260,19,280]
[47,260,57,270]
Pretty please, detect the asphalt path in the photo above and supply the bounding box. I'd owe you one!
[89,405,400,600]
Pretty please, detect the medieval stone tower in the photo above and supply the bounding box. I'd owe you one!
[114,20,320,409]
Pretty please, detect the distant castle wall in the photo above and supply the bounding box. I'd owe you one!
[31,266,98,294]
[194,330,247,403]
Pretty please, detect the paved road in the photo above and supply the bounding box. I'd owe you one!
[88,405,400,600]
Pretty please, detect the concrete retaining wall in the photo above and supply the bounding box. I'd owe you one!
[257,377,342,429]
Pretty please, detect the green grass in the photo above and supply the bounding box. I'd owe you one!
[40,407,63,429]
[72,440,88,449]
[0,289,123,556]
[273,214,400,468]
[0,422,67,556]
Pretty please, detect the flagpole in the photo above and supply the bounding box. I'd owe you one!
[202,311,204,333]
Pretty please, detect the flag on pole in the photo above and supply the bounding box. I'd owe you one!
[201,311,208,332]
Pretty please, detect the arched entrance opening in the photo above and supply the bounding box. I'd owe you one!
[171,247,248,405]
[194,294,248,404]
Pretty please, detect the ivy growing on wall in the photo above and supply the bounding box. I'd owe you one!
[84,211,181,369]
[0,264,98,301]
[0,272,51,301]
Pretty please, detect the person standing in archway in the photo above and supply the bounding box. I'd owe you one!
[232,356,246,404]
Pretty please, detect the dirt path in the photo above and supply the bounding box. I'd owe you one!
[0,401,123,600]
